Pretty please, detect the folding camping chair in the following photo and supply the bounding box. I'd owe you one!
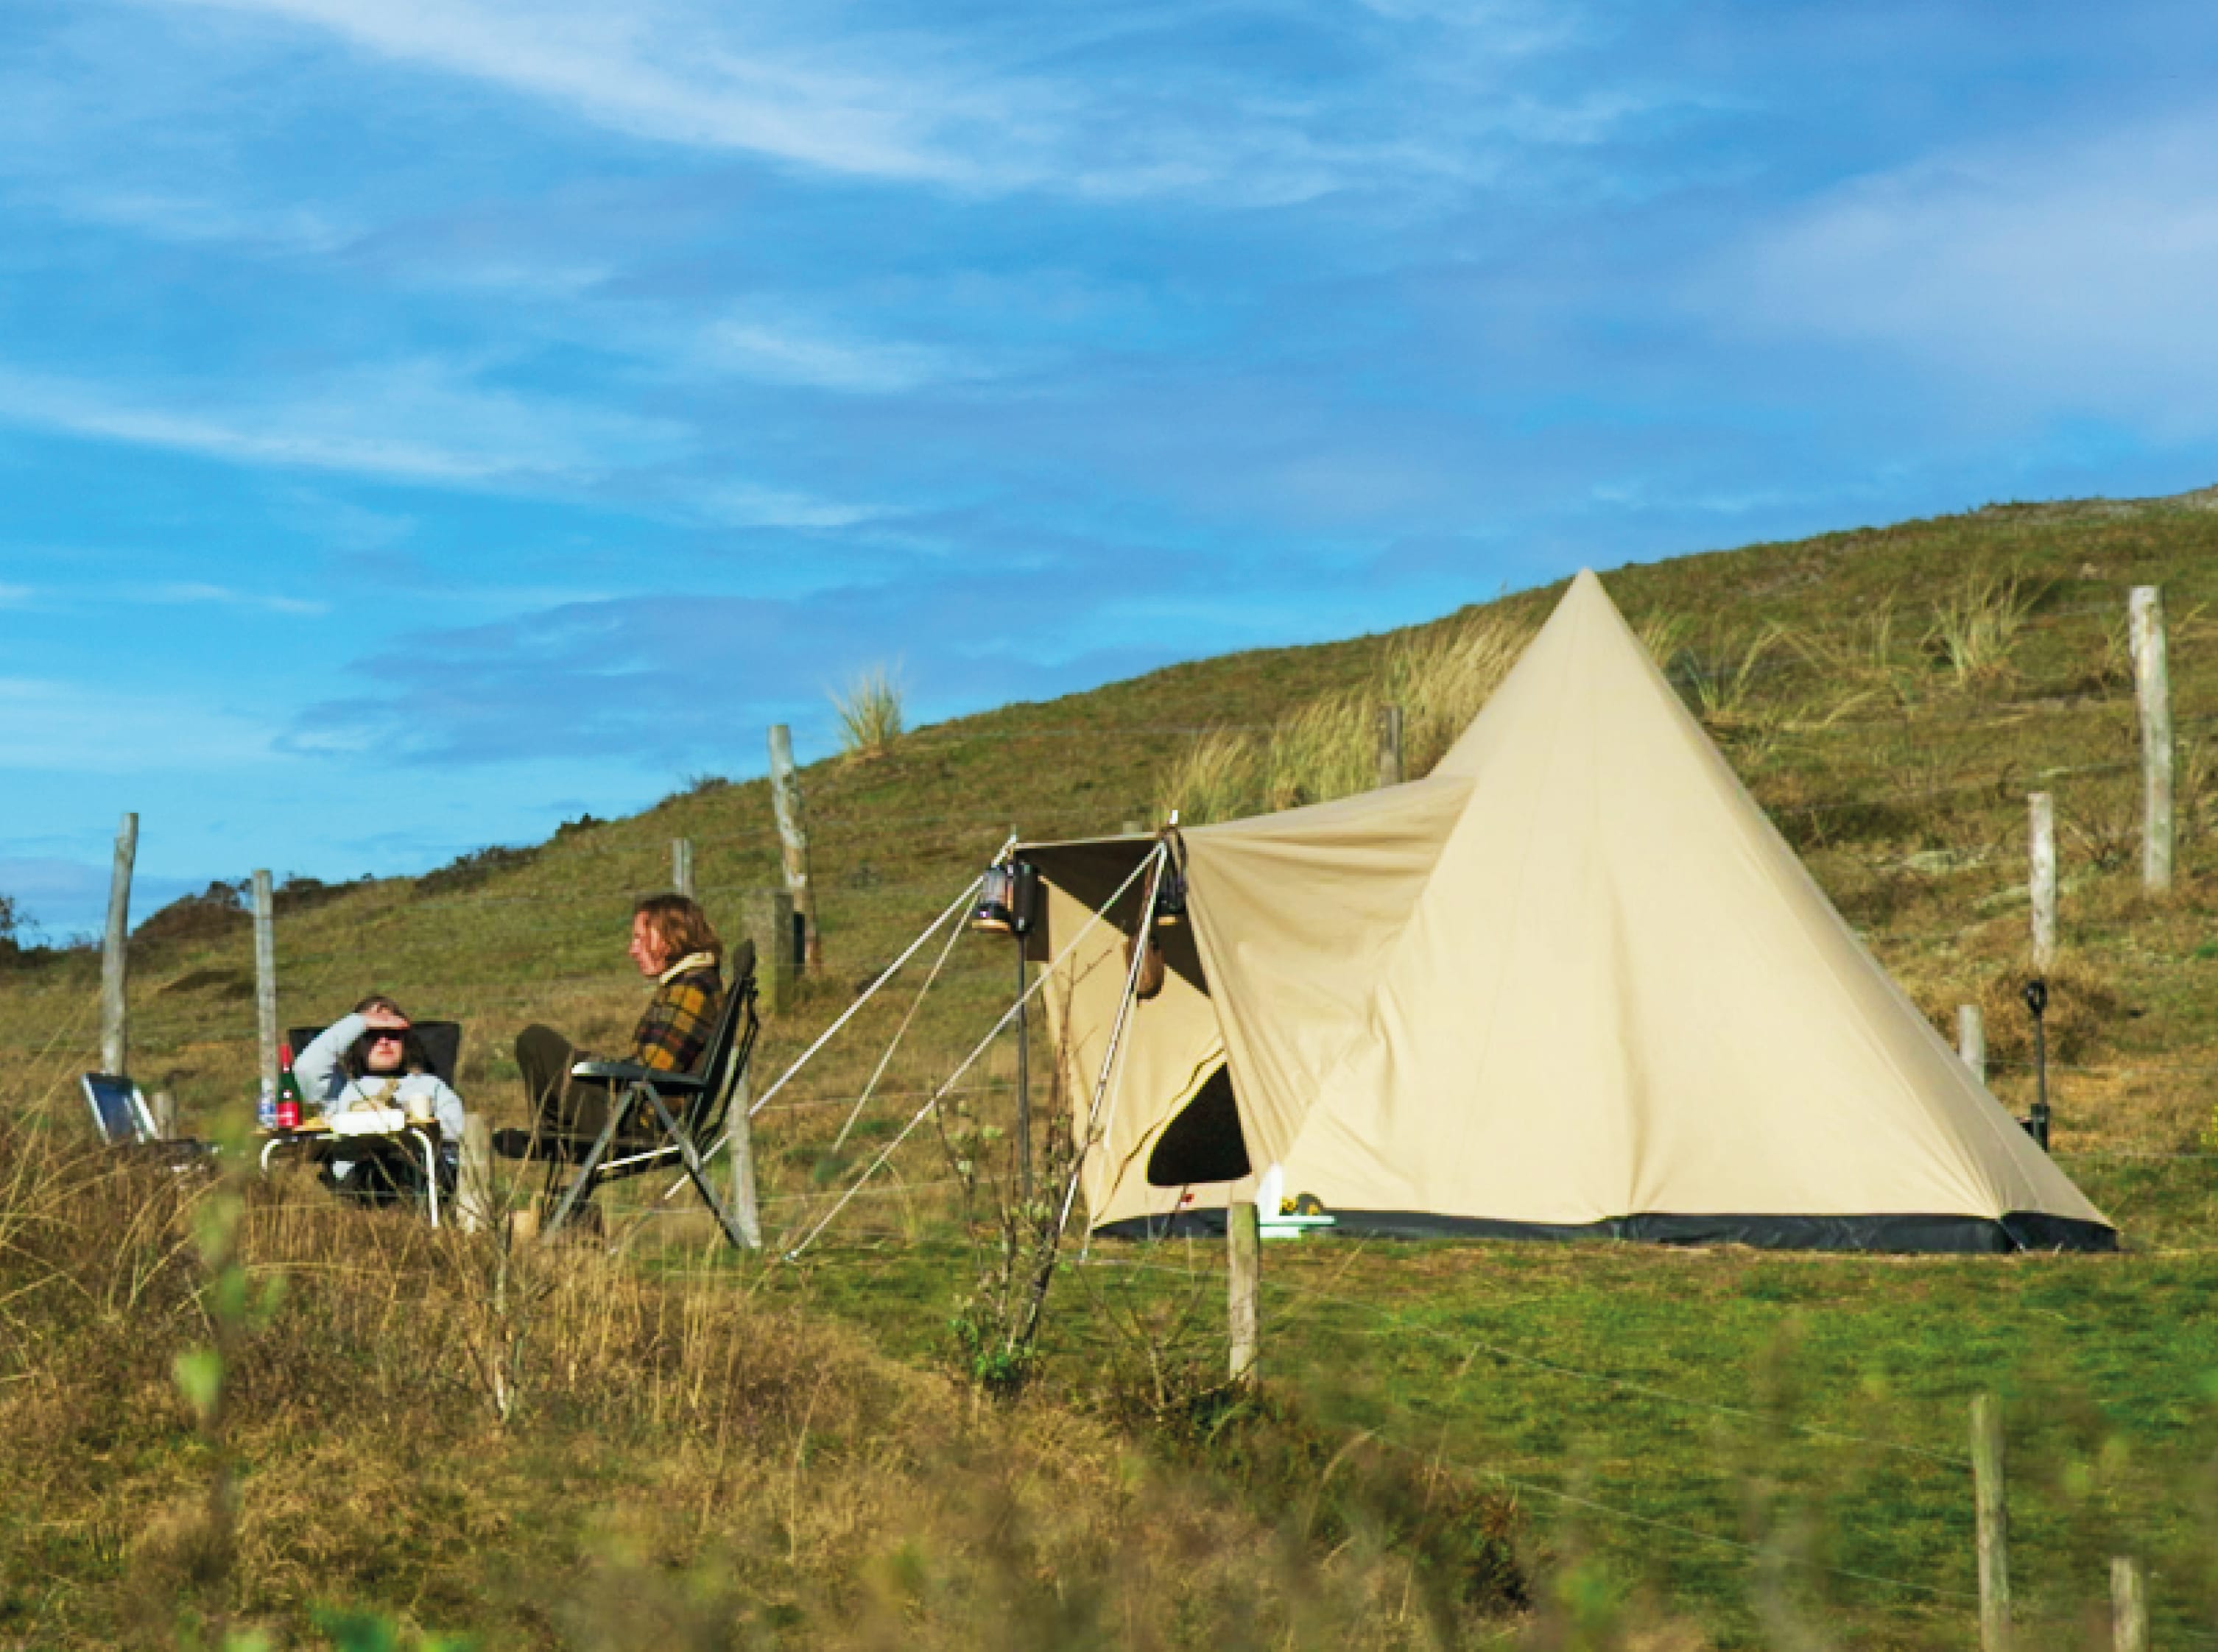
[79,1073,214,1168]
[288,1020,465,1092]
[284,1020,465,1211]
[499,942,760,1248]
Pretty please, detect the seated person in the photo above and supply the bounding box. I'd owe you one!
[506,893,726,1154]
[297,994,468,1196]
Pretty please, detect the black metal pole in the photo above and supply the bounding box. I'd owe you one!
[2024,977,2052,1151]
[1015,936,1032,1202]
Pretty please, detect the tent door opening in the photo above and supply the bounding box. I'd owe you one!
[1145,1062,1250,1186]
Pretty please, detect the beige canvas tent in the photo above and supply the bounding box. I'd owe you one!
[1021,570,2114,1253]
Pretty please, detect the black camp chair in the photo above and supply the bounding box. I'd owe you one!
[286,1020,465,1208]
[495,943,759,1248]
[79,1073,214,1169]
[288,1020,464,1088]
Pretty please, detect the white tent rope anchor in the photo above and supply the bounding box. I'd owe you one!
[1059,844,1168,1246]
[782,848,1161,1260]
[831,898,971,1151]
[659,861,995,1201]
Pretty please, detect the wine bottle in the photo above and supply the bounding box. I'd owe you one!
[276,1042,304,1131]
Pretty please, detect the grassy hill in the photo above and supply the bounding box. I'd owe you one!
[7,486,2218,1647]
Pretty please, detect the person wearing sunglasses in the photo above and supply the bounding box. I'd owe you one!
[296,992,468,1196]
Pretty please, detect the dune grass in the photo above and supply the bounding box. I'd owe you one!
[1155,610,1531,822]
[830,664,906,759]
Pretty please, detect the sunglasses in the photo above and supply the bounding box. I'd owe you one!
[365,1028,410,1042]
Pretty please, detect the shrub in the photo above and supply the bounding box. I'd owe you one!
[133,880,251,949]
[415,843,538,897]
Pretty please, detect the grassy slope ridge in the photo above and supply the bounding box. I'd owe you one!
[8,487,2218,1648]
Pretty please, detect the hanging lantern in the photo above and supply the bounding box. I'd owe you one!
[1152,861,1188,926]
[972,860,1041,936]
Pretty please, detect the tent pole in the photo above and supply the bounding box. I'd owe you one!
[1058,844,1167,1245]
[1015,930,1032,1203]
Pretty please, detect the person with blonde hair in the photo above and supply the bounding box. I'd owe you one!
[504,892,726,1153]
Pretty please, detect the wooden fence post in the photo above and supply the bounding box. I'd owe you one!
[672,836,696,900]
[744,889,797,1017]
[2130,587,2174,894]
[1376,703,1405,789]
[1958,1004,1986,1084]
[766,724,822,973]
[2110,1556,2147,1652]
[149,1089,175,1139]
[1228,1200,1261,1386]
[1972,1393,2012,1652]
[100,811,138,1076]
[2029,794,2057,972]
[251,869,278,1107]
[725,1062,762,1249]
[457,1115,494,1235]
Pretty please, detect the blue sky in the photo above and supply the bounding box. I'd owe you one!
[5,0,2217,939]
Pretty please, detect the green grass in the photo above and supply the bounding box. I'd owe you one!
[11,485,2218,1645]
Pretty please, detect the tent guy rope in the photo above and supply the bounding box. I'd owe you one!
[658,855,999,1201]
[781,847,1162,1260]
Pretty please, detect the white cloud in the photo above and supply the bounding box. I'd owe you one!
[703,316,978,395]
[150,0,995,183]
[135,582,329,616]
[132,0,1636,208]
[0,359,687,487]
[53,187,355,256]
[1708,112,2218,431]
[698,481,885,529]
[0,677,275,772]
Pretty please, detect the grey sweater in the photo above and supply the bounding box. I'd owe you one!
[297,1013,467,1143]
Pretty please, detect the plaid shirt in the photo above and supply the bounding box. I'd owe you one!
[630,956,725,1074]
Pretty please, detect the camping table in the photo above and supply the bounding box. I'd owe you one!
[259,1117,443,1228]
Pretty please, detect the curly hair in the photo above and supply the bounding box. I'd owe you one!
[633,893,722,965]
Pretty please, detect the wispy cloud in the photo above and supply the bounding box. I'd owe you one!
[0,677,275,772]
[136,0,1649,208]
[0,359,688,487]
[50,186,355,257]
[1707,110,2218,427]
[696,481,887,530]
[135,582,328,616]
[152,0,998,183]
[705,316,979,395]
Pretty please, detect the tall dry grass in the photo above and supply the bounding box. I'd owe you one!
[1383,613,1529,777]
[0,1068,1523,1648]
[1155,612,1531,824]
[831,663,905,758]
[1926,566,2046,688]
[1787,600,1921,709]
[1152,724,1259,826]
